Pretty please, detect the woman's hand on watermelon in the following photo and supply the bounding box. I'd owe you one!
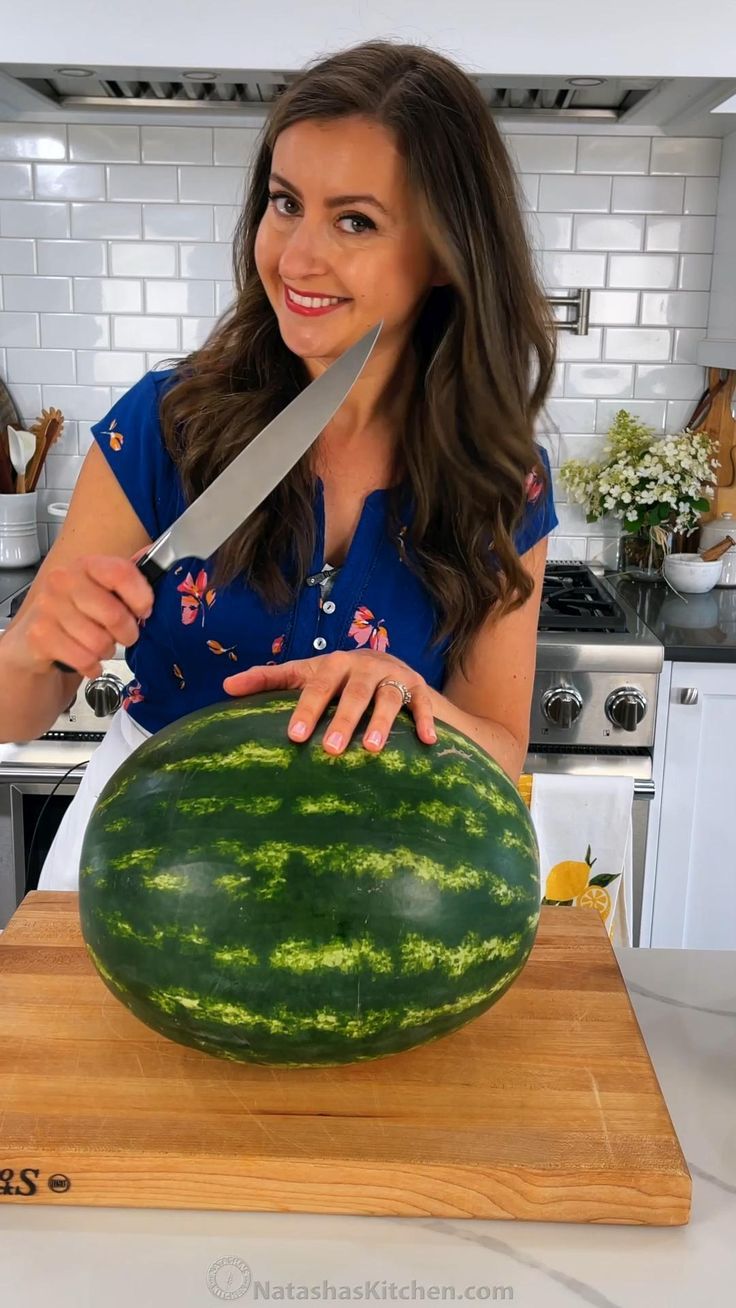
[222,650,437,755]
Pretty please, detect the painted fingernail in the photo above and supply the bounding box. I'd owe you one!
[366,731,383,748]
[325,731,344,751]
[290,721,307,739]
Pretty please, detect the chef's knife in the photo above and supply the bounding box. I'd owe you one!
[53,321,382,674]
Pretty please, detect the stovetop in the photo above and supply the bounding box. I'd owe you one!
[540,563,627,633]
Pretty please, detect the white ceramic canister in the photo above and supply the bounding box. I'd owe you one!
[699,512,736,587]
[0,491,41,568]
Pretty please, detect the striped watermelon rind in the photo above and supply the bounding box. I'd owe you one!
[78,692,540,1067]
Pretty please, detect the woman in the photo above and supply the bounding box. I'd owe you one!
[0,40,558,891]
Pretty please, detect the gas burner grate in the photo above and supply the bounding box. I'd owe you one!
[539,563,627,632]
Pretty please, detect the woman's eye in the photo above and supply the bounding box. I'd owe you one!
[268,191,299,216]
[337,213,376,235]
[267,193,375,235]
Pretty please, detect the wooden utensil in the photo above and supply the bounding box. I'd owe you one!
[25,408,64,493]
[0,892,691,1224]
[700,535,736,562]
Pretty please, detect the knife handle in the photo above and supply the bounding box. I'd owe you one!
[52,547,170,675]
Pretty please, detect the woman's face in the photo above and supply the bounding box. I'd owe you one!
[255,114,442,371]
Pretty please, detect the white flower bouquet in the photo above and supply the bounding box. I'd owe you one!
[559,410,720,571]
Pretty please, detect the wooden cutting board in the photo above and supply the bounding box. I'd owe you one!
[0,892,691,1224]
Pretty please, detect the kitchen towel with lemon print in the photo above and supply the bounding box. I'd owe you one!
[524,773,634,946]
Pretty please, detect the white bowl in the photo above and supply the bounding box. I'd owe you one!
[663,552,723,593]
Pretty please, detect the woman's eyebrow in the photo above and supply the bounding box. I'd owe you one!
[269,172,391,217]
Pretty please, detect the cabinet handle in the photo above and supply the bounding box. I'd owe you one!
[680,688,699,705]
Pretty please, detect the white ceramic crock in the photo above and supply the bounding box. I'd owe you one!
[0,491,41,568]
[699,512,736,587]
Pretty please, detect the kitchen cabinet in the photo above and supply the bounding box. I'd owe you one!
[643,659,736,949]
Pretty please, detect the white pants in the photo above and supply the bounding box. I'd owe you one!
[38,708,152,892]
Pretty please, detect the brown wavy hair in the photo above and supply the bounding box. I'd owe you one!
[157,40,556,678]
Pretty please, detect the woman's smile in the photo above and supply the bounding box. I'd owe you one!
[284,285,351,316]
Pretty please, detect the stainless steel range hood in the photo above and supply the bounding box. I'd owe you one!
[2,64,735,133]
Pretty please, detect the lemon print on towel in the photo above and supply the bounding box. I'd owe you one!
[542,844,620,922]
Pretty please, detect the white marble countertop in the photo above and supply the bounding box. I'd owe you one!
[2,946,734,1307]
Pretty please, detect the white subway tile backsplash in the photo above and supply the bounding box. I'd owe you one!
[576,136,650,174]
[573,214,644,250]
[650,138,721,176]
[555,328,603,361]
[604,328,671,361]
[566,363,634,398]
[678,253,713,291]
[76,350,146,385]
[41,454,85,490]
[181,317,217,351]
[143,204,213,241]
[215,281,236,314]
[0,312,39,347]
[645,215,716,252]
[110,243,176,277]
[41,313,109,349]
[213,128,261,166]
[683,176,719,215]
[672,327,707,363]
[0,238,34,273]
[0,164,32,199]
[5,347,75,384]
[506,136,577,174]
[145,280,215,315]
[112,315,179,350]
[73,278,142,313]
[608,254,678,288]
[69,125,139,164]
[107,165,178,202]
[518,174,540,210]
[635,363,706,398]
[142,127,212,165]
[0,126,66,161]
[1,201,69,238]
[540,398,598,433]
[0,121,722,558]
[588,290,639,325]
[667,399,699,430]
[7,383,42,420]
[179,243,232,279]
[538,174,612,212]
[37,239,106,276]
[214,205,241,244]
[596,399,667,431]
[34,164,105,201]
[179,166,247,206]
[40,385,110,421]
[539,251,607,288]
[71,202,141,239]
[4,276,71,312]
[611,176,684,213]
[640,290,710,327]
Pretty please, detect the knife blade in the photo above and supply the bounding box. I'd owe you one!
[53,321,382,675]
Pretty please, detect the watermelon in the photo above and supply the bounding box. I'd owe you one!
[79,691,540,1068]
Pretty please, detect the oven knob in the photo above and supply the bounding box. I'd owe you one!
[605,687,647,732]
[542,686,583,729]
[85,673,124,718]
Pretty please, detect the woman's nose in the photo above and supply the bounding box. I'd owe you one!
[278,218,331,280]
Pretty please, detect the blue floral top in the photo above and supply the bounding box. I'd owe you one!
[90,368,558,735]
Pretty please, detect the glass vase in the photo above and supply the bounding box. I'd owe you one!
[619,526,669,580]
